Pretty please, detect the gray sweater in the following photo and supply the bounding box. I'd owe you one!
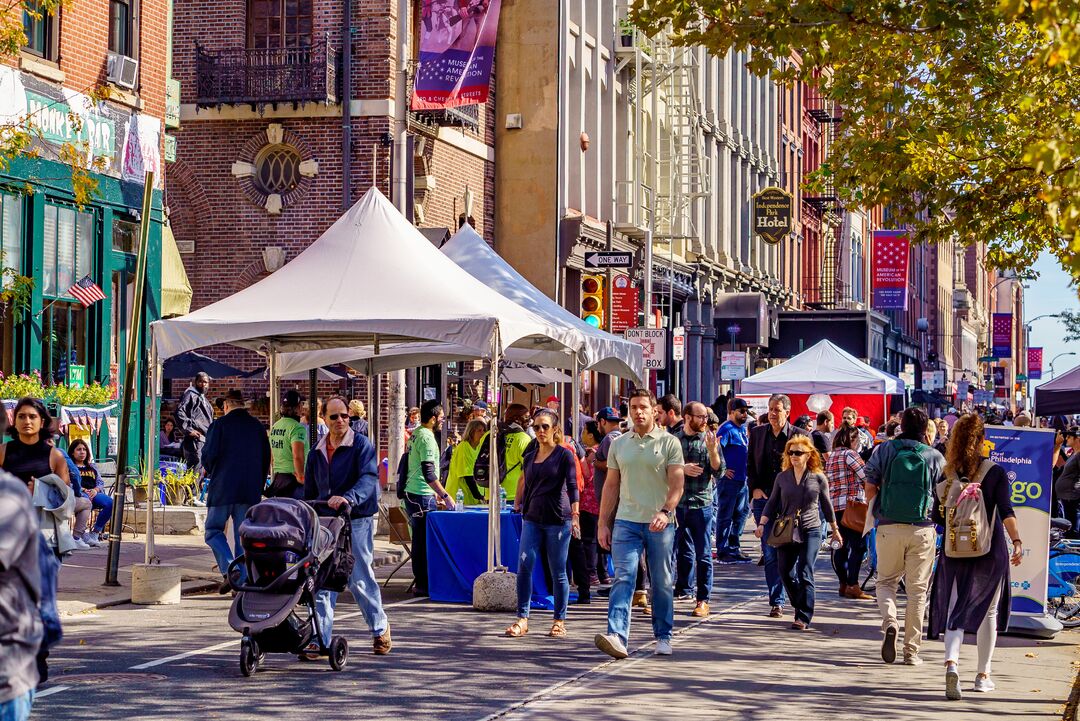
[761,468,836,531]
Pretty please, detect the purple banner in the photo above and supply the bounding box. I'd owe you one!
[411,0,502,110]
[871,230,909,310]
[992,313,1012,359]
[1028,347,1043,380]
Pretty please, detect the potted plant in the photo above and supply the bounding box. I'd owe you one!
[619,18,635,47]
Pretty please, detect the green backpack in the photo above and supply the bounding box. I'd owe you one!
[879,440,932,523]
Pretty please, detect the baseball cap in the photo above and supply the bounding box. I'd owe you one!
[855,417,866,428]
[546,395,560,404]
[282,389,304,406]
[596,406,621,422]
[473,400,489,410]
[728,398,750,413]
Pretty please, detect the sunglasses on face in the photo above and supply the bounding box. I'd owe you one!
[532,423,552,431]
[328,413,348,421]
[787,450,807,457]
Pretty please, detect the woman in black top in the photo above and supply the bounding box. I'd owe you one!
[0,397,69,491]
[929,414,1022,700]
[68,438,113,543]
[506,409,579,639]
[755,434,841,629]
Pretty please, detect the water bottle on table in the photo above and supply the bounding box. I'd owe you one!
[500,487,507,510]
[455,489,464,511]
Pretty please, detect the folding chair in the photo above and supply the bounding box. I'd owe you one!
[381,505,415,592]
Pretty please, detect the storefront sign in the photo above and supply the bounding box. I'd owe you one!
[921,371,945,390]
[984,427,1056,617]
[121,113,162,185]
[68,365,86,389]
[106,416,119,457]
[871,230,910,310]
[24,89,116,158]
[1028,347,1043,380]
[992,313,1013,359]
[625,327,667,370]
[751,187,793,245]
[955,380,970,402]
[609,273,637,334]
[165,78,181,128]
[411,0,502,109]
[720,351,747,381]
[672,327,685,361]
[164,134,177,162]
[109,363,119,400]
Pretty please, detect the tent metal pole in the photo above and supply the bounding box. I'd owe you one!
[144,340,159,564]
[488,325,501,572]
[571,354,581,442]
[268,346,279,424]
[365,359,374,445]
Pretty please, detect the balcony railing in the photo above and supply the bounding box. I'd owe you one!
[195,36,338,107]
[405,60,481,132]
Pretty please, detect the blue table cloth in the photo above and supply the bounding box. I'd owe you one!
[426,507,553,608]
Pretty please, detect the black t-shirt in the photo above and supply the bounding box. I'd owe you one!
[78,464,100,491]
[520,445,579,526]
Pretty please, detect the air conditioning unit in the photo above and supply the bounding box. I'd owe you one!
[107,52,139,90]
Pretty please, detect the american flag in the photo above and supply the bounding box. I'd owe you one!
[68,275,106,307]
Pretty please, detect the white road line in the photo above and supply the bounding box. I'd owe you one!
[34,686,72,699]
[475,593,766,721]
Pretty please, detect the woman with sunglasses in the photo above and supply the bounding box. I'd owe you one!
[754,435,841,630]
[506,409,580,639]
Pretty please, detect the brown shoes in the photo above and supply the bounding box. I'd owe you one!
[839,584,850,598]
[691,601,710,618]
[844,585,874,601]
[632,590,648,608]
[373,622,392,655]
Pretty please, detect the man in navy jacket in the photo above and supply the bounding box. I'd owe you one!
[201,389,270,591]
[305,395,390,656]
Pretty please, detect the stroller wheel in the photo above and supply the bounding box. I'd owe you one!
[329,636,348,671]
[240,639,259,677]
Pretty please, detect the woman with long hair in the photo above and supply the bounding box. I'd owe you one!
[0,397,69,492]
[444,418,489,505]
[755,435,841,630]
[506,409,579,639]
[826,424,872,600]
[68,438,112,545]
[930,413,1022,700]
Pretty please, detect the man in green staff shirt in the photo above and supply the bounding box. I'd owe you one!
[404,399,454,597]
[267,389,309,498]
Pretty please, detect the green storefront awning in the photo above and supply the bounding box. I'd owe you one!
[160,225,192,317]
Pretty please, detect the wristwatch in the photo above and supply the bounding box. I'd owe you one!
[658,507,675,521]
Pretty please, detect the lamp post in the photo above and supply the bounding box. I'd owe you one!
[1049,352,1078,379]
[1023,313,1062,408]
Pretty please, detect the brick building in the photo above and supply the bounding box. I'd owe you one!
[1,0,173,463]
[168,0,497,441]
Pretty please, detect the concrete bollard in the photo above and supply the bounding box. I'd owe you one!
[472,568,517,612]
[131,563,182,605]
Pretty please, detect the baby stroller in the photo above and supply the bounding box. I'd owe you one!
[226,498,355,676]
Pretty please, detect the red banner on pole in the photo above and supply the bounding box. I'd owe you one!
[1028,347,1043,380]
[609,273,638,334]
[871,230,910,311]
[411,0,502,110]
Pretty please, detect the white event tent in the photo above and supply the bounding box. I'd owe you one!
[149,187,589,571]
[740,339,905,395]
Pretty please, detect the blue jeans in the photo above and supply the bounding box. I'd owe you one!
[315,515,388,646]
[91,492,113,533]
[205,503,250,582]
[751,498,786,607]
[606,520,675,645]
[714,478,750,556]
[776,527,823,625]
[675,505,714,601]
[0,691,32,721]
[404,493,438,594]
[517,519,572,620]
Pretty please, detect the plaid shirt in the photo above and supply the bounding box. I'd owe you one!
[674,429,724,509]
[825,448,867,512]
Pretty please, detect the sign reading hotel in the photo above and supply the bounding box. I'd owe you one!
[871,230,910,311]
[751,186,793,245]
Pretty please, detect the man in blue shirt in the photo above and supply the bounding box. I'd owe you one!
[714,398,752,563]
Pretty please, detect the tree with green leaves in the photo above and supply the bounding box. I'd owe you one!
[635,0,1080,291]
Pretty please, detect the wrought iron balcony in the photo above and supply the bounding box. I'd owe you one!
[195,36,338,107]
[405,60,481,132]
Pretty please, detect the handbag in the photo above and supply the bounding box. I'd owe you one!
[841,498,868,532]
[767,514,801,548]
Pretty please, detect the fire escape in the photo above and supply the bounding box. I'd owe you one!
[802,90,849,310]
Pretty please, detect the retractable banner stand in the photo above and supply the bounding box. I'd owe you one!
[984,426,1057,632]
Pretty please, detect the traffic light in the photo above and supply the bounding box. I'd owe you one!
[580,274,605,329]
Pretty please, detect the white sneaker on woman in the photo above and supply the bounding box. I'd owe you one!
[973,675,996,693]
[945,663,962,701]
[82,532,102,547]
[71,537,91,550]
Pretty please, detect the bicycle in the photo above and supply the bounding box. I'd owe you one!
[1048,519,1080,628]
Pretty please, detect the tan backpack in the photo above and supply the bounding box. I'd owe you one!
[937,459,994,559]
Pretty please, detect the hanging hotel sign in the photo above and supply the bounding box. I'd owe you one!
[751,186,793,245]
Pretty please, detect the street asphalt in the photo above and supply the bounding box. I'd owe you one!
[34,548,1078,720]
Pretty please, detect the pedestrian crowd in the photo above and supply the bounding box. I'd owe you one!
[1,370,1072,720]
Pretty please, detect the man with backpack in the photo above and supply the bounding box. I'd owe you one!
[863,406,946,666]
[473,404,532,500]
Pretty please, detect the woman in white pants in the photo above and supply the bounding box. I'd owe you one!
[928,414,1023,700]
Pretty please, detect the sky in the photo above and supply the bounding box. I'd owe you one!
[1026,252,1080,391]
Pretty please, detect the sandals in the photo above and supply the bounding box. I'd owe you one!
[548,620,566,638]
[505,619,528,637]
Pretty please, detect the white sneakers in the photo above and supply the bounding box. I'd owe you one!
[71,537,91,550]
[973,675,996,693]
[594,634,629,660]
[83,532,102,546]
[654,639,673,656]
[945,663,962,701]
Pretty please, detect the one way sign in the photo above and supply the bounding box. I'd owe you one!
[584,251,633,269]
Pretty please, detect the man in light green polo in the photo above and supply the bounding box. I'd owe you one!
[595,388,685,660]
[403,399,453,597]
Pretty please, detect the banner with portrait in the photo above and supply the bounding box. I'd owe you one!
[411,0,502,110]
